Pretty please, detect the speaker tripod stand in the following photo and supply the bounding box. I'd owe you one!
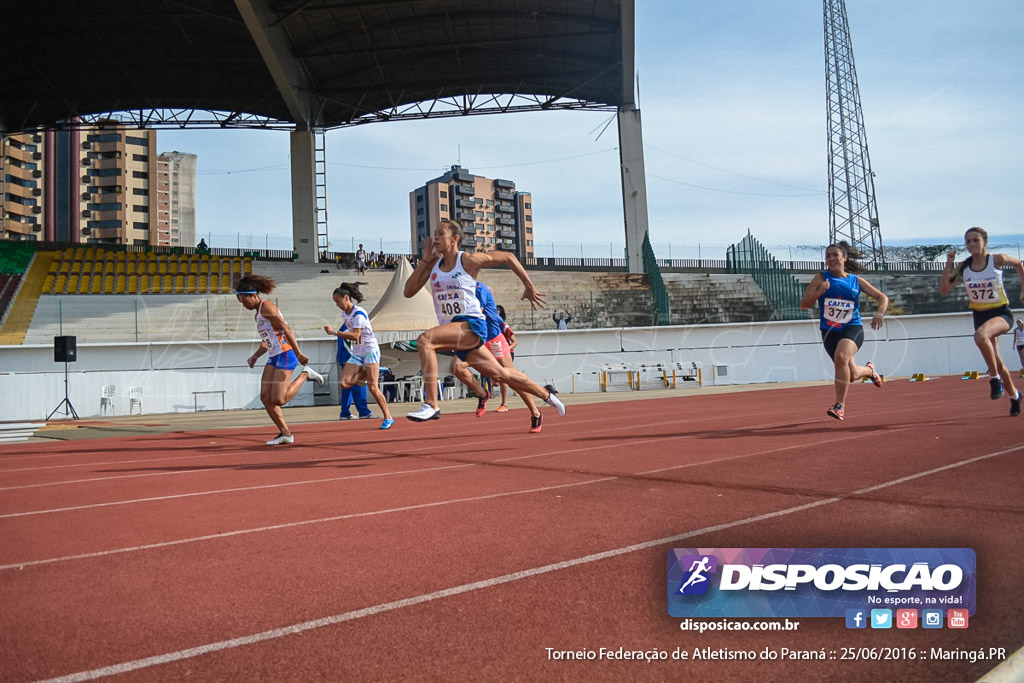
[47,362,79,420]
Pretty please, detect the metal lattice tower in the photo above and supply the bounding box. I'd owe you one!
[824,0,884,265]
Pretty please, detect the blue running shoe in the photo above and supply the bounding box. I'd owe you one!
[380,417,394,430]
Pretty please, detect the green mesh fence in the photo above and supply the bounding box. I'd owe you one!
[726,231,808,321]
[642,232,671,325]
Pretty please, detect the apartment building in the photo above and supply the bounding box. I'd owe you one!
[155,151,197,247]
[409,165,535,260]
[1,124,191,246]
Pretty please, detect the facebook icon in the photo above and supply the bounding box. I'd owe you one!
[846,609,867,629]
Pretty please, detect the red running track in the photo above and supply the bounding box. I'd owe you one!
[0,379,1022,682]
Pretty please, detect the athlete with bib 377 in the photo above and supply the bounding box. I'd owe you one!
[402,218,565,423]
[940,226,1024,416]
[800,241,889,421]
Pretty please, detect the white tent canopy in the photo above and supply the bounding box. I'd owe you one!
[368,257,438,344]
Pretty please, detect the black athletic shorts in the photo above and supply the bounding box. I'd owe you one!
[821,325,864,360]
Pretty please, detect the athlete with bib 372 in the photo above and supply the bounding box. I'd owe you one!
[941,226,1024,416]
[402,218,565,423]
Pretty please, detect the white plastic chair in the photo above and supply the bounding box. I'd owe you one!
[100,384,117,415]
[128,386,143,415]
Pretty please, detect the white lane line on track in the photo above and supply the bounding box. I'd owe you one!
[0,390,956,487]
[38,440,1024,683]
[0,402,910,517]
[0,477,616,571]
[0,395,977,517]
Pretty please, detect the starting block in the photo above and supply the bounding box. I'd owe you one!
[910,373,936,382]
[961,370,980,380]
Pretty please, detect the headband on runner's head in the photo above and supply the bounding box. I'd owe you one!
[235,290,258,294]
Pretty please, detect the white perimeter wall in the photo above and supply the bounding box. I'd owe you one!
[0,312,1008,422]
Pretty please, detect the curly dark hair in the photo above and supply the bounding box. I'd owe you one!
[235,273,276,294]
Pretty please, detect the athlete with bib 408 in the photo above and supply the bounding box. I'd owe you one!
[402,218,565,423]
[940,226,1024,416]
[800,241,889,421]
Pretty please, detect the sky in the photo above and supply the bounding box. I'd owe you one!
[158,0,1024,260]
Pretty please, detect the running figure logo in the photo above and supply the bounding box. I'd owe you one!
[677,554,718,595]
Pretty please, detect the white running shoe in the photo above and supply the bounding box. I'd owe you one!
[543,384,566,416]
[303,366,325,385]
[406,403,441,422]
[266,433,295,446]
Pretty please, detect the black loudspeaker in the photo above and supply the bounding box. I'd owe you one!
[54,335,77,363]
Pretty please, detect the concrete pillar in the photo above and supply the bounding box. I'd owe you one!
[289,130,318,263]
[618,106,650,274]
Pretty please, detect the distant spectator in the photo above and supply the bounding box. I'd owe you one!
[196,238,209,252]
[385,255,396,271]
[356,244,367,275]
[553,311,572,330]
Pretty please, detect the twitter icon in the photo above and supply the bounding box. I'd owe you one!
[870,609,893,629]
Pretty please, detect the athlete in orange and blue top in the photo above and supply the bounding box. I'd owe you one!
[236,273,325,445]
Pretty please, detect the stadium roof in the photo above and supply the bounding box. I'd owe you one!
[0,0,629,134]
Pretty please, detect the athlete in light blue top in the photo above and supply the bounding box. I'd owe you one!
[800,241,889,421]
[324,282,394,430]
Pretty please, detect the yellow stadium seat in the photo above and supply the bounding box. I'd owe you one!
[169,261,179,275]
[186,274,196,292]
[158,261,167,275]
[54,275,67,293]
[59,261,71,274]
[115,276,126,294]
[126,261,136,275]
[43,274,55,292]
[67,274,79,293]
[243,258,252,273]
[103,275,114,294]
[91,276,102,294]
[71,261,82,274]
[77,275,91,294]
[161,277,174,294]
[104,262,114,275]
[73,247,85,260]
[137,275,148,293]
[147,261,157,275]
[197,275,207,292]
[174,275,184,293]
[221,274,231,291]
[190,262,199,275]
[48,261,59,274]
[115,262,126,274]
[150,276,162,294]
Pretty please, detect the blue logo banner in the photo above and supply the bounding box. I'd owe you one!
[667,548,975,618]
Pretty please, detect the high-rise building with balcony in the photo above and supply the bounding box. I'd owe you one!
[409,165,534,261]
[155,151,197,247]
[2,123,172,246]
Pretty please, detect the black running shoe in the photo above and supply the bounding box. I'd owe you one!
[1012,391,1022,417]
[990,377,1004,400]
[530,413,543,433]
